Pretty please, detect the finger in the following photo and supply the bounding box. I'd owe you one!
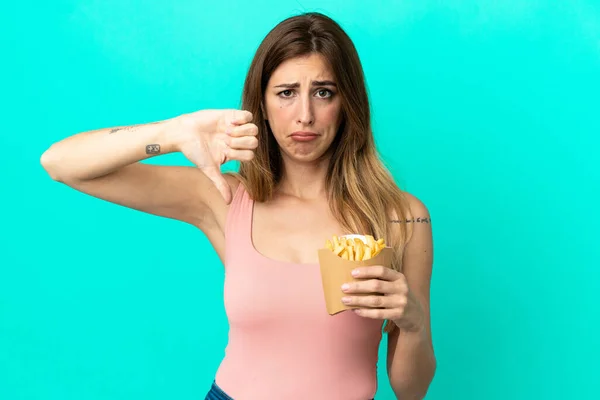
[341,294,396,308]
[228,135,258,150]
[201,165,232,204]
[341,279,396,294]
[225,148,255,162]
[351,265,400,281]
[230,110,253,126]
[228,123,258,137]
[353,308,403,320]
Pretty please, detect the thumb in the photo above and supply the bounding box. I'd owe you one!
[229,109,253,126]
[201,165,232,205]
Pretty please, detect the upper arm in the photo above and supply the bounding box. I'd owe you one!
[57,162,228,229]
[387,192,435,359]
[403,193,434,336]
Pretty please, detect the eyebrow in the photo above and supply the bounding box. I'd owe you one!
[273,80,337,88]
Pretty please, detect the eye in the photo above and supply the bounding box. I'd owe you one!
[316,89,334,98]
[278,89,294,98]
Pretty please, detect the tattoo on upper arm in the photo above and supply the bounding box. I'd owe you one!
[390,218,431,224]
[146,144,161,154]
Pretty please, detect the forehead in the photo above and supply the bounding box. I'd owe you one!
[268,53,335,84]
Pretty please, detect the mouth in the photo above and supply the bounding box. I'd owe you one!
[290,131,320,142]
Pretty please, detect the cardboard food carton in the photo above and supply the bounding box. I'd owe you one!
[318,234,394,315]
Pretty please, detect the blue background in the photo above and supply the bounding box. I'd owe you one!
[2,1,599,399]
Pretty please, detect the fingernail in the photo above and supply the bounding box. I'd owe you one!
[342,297,351,304]
[341,284,350,291]
[351,269,359,277]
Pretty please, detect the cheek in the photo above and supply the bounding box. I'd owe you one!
[316,102,342,126]
[268,103,295,130]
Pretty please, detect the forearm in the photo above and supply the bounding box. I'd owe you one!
[40,117,181,182]
[388,326,436,399]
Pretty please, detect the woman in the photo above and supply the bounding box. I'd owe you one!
[41,12,436,400]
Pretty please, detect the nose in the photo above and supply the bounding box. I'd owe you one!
[296,95,314,126]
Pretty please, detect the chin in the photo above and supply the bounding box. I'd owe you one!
[283,146,330,163]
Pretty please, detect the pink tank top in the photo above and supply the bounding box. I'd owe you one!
[214,183,383,400]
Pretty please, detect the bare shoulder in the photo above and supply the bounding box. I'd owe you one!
[397,190,433,269]
[390,190,433,270]
[389,191,432,225]
[401,191,432,223]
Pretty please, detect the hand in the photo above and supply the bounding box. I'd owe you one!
[341,266,424,331]
[173,109,258,204]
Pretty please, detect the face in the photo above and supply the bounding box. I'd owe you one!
[263,53,343,162]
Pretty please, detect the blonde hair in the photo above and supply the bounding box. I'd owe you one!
[226,12,415,334]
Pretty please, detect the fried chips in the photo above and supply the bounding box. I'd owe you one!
[324,235,386,261]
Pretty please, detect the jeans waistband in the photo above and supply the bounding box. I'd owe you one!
[204,379,375,400]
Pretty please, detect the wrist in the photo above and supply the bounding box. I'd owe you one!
[394,301,425,333]
[159,116,187,154]
[393,318,424,333]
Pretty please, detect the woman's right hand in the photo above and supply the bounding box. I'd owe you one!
[173,109,258,204]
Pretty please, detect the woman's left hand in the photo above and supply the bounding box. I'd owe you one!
[341,265,424,331]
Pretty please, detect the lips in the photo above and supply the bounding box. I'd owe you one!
[290,131,319,142]
[290,131,319,137]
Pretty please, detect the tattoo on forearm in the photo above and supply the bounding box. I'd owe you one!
[110,126,139,134]
[390,218,431,223]
[146,144,161,154]
[109,121,160,134]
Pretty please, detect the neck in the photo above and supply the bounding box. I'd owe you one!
[276,154,330,200]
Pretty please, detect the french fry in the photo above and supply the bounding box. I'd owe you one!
[355,240,364,261]
[355,242,365,261]
[340,248,349,260]
[332,235,341,248]
[372,246,382,257]
[366,235,376,250]
[333,245,345,256]
[325,234,387,261]
[376,245,382,257]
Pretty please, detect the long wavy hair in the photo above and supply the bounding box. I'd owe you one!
[227,12,415,334]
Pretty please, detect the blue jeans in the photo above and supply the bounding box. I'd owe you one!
[204,380,234,400]
[204,380,375,399]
